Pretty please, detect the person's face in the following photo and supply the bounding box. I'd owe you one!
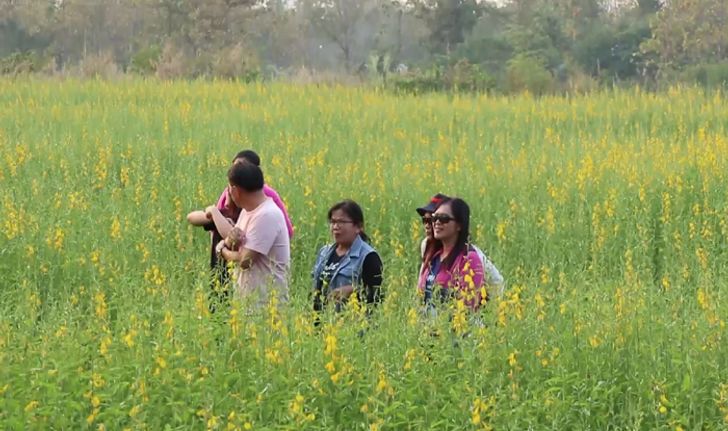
[226,186,238,210]
[228,183,247,209]
[329,209,361,246]
[421,211,434,238]
[432,203,460,242]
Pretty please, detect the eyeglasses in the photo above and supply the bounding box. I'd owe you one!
[329,219,355,227]
[431,214,455,224]
[421,216,433,225]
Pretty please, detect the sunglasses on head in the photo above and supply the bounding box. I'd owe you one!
[431,214,455,224]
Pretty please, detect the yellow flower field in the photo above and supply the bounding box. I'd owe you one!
[0,80,727,429]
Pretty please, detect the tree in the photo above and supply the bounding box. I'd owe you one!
[418,0,480,56]
[641,0,728,73]
[457,4,512,75]
[573,3,654,82]
[187,0,258,55]
[505,3,568,71]
[303,0,384,71]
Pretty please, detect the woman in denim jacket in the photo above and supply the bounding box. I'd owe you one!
[312,200,383,314]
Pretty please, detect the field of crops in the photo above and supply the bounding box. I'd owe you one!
[1,80,727,430]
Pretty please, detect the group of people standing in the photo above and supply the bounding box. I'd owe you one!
[187,150,503,318]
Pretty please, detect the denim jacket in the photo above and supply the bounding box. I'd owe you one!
[312,235,376,294]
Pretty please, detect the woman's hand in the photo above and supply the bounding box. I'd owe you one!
[328,285,354,302]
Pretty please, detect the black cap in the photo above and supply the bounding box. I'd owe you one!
[416,193,449,216]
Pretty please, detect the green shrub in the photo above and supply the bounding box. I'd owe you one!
[130,45,161,75]
[390,60,495,95]
[506,54,554,95]
[0,51,47,75]
[681,62,728,88]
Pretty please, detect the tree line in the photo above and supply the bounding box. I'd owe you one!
[2,0,728,93]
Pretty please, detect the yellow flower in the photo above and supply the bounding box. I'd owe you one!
[407,307,418,327]
[46,226,64,251]
[24,400,39,413]
[207,415,219,430]
[94,292,108,320]
[324,334,337,357]
[507,351,518,367]
[376,370,391,395]
[265,348,282,365]
[451,300,468,335]
[99,336,112,358]
[92,372,105,388]
[87,408,100,424]
[123,329,137,348]
[589,335,601,348]
[129,405,141,418]
[110,217,121,240]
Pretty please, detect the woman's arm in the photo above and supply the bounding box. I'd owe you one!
[360,252,383,305]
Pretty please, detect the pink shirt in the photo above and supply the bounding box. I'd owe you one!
[233,198,291,307]
[418,249,486,310]
[217,185,294,239]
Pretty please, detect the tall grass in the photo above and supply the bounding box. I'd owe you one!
[0,80,726,430]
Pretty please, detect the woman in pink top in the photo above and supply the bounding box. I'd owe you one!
[418,197,486,312]
[216,150,294,239]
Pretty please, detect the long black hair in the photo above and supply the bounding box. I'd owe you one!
[433,197,471,270]
[327,200,370,243]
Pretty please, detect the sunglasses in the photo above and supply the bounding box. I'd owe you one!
[421,216,433,225]
[431,214,455,224]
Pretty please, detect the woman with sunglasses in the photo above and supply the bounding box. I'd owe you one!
[417,194,504,299]
[312,200,383,315]
[417,197,486,313]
